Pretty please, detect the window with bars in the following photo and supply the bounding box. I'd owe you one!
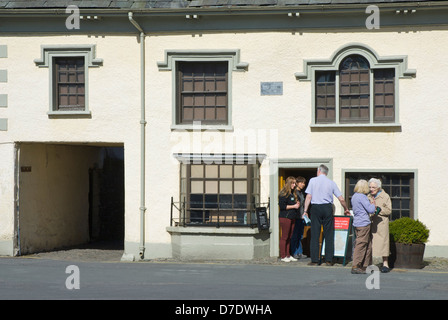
[179,162,260,226]
[177,61,228,125]
[314,54,395,125]
[345,172,414,221]
[53,57,85,111]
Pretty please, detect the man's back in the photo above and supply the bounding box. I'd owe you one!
[306,174,342,205]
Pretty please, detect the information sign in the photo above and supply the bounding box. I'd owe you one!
[321,215,353,266]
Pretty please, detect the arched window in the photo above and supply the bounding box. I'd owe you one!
[339,55,370,123]
[297,43,415,126]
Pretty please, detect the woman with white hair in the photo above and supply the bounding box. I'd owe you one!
[351,179,376,274]
[368,178,392,273]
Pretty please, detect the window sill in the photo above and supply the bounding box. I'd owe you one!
[310,123,402,132]
[171,124,234,131]
[166,226,269,235]
[48,111,92,119]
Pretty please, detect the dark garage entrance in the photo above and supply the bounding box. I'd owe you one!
[17,143,124,255]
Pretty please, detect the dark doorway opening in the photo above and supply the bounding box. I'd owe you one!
[89,147,124,250]
[278,167,316,257]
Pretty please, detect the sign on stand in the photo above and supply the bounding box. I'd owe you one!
[255,207,269,231]
[321,215,353,266]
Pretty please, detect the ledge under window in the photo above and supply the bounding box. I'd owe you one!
[310,122,402,132]
[171,123,234,131]
[47,110,92,118]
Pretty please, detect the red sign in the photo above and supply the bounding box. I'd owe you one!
[334,216,351,230]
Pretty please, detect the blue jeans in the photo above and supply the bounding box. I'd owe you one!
[290,218,305,256]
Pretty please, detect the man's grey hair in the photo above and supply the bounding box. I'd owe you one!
[318,164,329,175]
[369,178,382,189]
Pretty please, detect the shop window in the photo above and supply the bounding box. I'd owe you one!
[179,161,260,226]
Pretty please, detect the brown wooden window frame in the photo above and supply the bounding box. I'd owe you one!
[339,55,371,124]
[373,68,395,123]
[53,56,86,112]
[314,54,396,125]
[176,61,229,125]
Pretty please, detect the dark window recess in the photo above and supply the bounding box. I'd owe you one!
[177,61,228,125]
[345,172,414,221]
[54,57,85,111]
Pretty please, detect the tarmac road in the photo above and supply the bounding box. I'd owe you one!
[1,252,448,301]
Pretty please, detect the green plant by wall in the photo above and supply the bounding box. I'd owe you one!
[389,217,430,244]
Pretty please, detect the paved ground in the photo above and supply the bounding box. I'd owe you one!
[21,241,448,272]
[3,242,448,301]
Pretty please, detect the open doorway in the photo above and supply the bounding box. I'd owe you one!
[278,167,316,257]
[88,147,124,249]
[16,143,124,255]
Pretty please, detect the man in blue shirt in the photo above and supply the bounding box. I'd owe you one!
[304,164,350,265]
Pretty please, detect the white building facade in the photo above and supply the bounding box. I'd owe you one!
[0,0,447,260]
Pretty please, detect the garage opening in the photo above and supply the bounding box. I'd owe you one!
[16,143,124,255]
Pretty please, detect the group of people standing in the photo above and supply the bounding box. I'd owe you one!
[278,164,392,274]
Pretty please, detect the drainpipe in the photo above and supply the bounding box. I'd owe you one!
[128,12,147,260]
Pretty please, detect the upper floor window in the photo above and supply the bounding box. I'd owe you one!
[34,45,103,117]
[157,49,248,130]
[316,54,395,125]
[177,61,228,125]
[296,43,416,128]
[54,57,85,112]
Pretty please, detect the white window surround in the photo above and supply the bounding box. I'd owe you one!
[157,49,249,131]
[34,44,103,117]
[295,43,416,128]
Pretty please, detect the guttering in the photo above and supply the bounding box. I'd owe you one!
[128,12,147,260]
[2,1,448,17]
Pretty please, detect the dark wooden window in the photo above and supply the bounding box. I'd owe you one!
[374,69,395,123]
[53,57,85,111]
[345,172,414,221]
[179,163,260,225]
[177,61,228,125]
[339,55,370,123]
[315,71,336,123]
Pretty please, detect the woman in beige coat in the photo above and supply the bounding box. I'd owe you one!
[368,178,392,273]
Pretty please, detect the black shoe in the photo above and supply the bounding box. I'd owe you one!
[381,266,390,273]
[307,261,319,266]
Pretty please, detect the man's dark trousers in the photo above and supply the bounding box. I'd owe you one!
[310,203,334,263]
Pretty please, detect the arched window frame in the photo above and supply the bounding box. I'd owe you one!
[295,43,416,128]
